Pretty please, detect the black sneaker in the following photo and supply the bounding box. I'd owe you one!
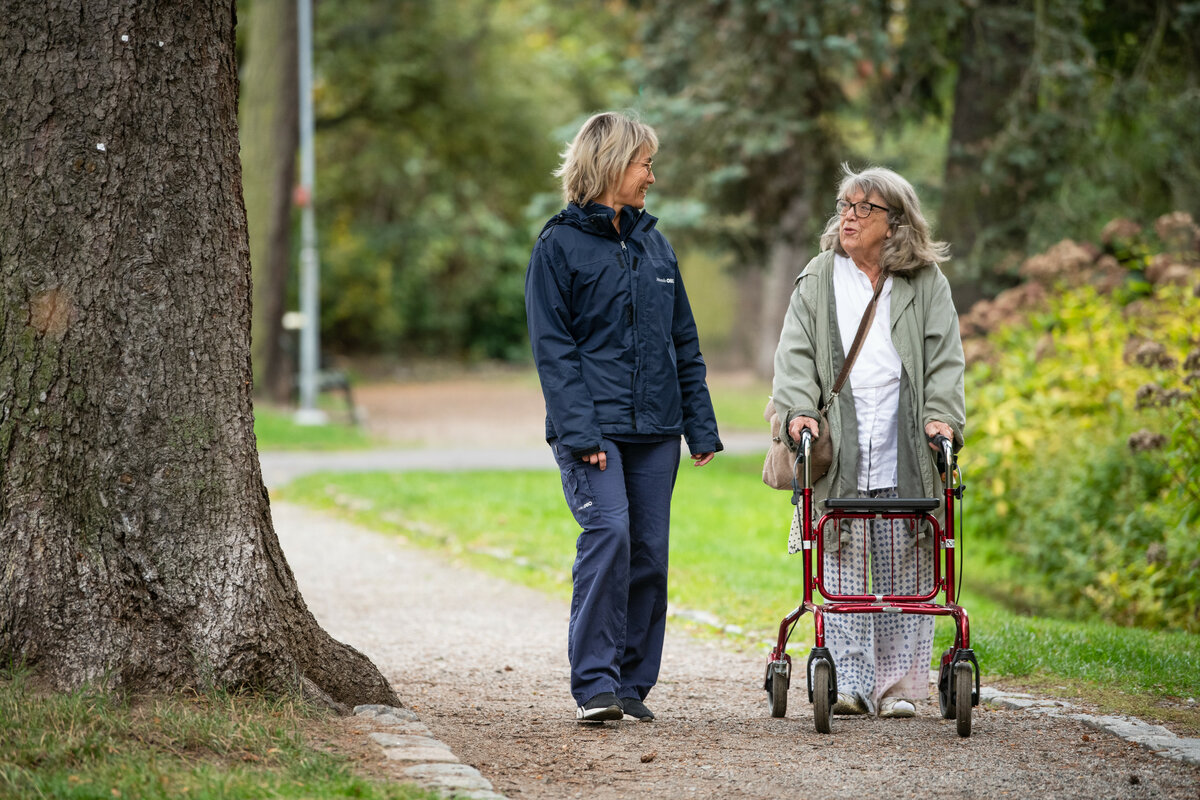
[576,692,623,722]
[619,696,654,721]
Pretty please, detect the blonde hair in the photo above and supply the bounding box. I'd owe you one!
[819,164,951,273]
[555,112,659,206]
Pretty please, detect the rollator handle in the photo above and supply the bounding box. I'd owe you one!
[928,434,956,494]
[928,434,950,472]
[792,429,813,503]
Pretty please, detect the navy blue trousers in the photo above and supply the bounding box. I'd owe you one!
[552,436,681,705]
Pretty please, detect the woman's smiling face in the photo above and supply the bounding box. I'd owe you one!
[609,147,655,212]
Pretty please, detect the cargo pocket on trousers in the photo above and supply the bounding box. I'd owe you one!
[560,462,600,529]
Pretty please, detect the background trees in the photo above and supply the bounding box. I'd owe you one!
[236,0,1196,376]
[634,0,880,375]
[894,0,1200,303]
[303,0,633,362]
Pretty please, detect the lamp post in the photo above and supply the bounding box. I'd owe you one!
[293,0,327,425]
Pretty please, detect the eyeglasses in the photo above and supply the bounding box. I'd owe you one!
[836,199,889,218]
[632,159,654,174]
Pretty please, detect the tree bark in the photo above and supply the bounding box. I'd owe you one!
[754,194,815,379]
[0,0,397,709]
[940,1,1035,304]
[240,0,299,403]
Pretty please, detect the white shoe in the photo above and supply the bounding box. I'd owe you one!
[832,692,867,715]
[575,692,623,722]
[879,697,915,718]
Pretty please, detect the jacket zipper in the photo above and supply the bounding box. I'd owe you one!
[621,238,640,429]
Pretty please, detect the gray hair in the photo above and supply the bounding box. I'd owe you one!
[819,164,950,273]
[555,111,659,206]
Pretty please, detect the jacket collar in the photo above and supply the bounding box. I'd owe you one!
[797,250,918,329]
[566,202,658,240]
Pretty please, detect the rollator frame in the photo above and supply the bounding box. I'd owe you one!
[762,430,979,737]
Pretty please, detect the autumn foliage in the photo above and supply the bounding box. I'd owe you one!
[961,212,1200,632]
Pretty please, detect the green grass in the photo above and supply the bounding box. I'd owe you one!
[0,668,433,800]
[706,373,773,432]
[278,453,1200,734]
[253,405,378,451]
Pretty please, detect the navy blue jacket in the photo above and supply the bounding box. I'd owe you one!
[525,201,723,458]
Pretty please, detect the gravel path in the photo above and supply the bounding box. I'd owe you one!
[274,501,1200,800]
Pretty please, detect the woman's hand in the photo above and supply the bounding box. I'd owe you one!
[788,416,820,443]
[583,450,607,471]
[691,452,716,467]
[924,420,953,449]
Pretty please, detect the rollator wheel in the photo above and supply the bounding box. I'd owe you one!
[954,662,973,738]
[938,665,955,720]
[767,669,788,718]
[812,659,832,734]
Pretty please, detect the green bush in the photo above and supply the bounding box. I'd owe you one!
[963,228,1200,632]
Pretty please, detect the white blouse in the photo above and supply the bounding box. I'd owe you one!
[833,254,902,491]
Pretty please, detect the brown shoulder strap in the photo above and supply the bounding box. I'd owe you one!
[829,274,885,400]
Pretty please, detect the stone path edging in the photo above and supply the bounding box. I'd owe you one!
[353,704,509,799]
[980,688,1200,765]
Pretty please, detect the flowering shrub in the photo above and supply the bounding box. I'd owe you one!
[1134,343,1200,520]
[962,213,1200,632]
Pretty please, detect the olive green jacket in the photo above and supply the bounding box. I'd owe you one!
[772,250,966,514]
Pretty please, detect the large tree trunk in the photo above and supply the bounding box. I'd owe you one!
[240,0,299,403]
[940,1,1035,306]
[754,193,816,379]
[0,1,397,709]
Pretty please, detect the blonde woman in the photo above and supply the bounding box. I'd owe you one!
[525,112,722,723]
[772,165,965,718]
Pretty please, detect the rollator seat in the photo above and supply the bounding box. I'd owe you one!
[823,497,940,513]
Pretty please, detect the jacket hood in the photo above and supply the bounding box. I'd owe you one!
[885,259,935,276]
[830,244,935,276]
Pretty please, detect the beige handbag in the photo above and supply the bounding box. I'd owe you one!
[762,400,831,489]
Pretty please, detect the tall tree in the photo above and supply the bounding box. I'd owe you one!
[637,0,889,375]
[891,0,1199,299]
[937,0,1036,302]
[240,0,299,402]
[309,0,635,360]
[1066,0,1200,226]
[935,0,1099,301]
[0,1,396,708]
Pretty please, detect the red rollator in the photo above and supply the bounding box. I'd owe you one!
[763,430,979,737]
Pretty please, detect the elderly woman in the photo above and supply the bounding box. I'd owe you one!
[772,165,965,718]
[525,111,722,723]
